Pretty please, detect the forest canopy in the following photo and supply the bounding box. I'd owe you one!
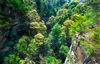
[0,0,100,64]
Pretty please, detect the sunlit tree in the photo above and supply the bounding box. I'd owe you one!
[34,33,44,46]
[27,10,40,22]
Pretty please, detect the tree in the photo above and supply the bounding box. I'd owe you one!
[38,22,47,35]
[71,14,86,22]
[27,39,38,61]
[27,10,40,23]
[42,38,53,56]
[14,36,30,54]
[63,3,69,9]
[59,45,69,62]
[58,32,66,45]
[48,23,61,57]
[69,1,79,9]
[63,20,75,28]
[56,9,68,24]
[46,16,55,28]
[30,21,47,36]
[3,54,20,64]
[57,9,68,16]
[34,33,44,46]
[70,14,86,35]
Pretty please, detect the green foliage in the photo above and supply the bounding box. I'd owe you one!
[63,20,75,28]
[69,21,85,35]
[38,22,47,35]
[42,38,53,56]
[58,32,66,45]
[4,41,14,46]
[92,1,99,5]
[34,33,44,46]
[27,39,38,60]
[39,0,51,16]
[22,0,34,5]
[72,7,79,14]
[30,20,47,36]
[68,9,72,19]
[55,9,69,24]
[3,54,20,64]
[69,14,86,35]
[27,39,38,55]
[27,10,40,22]
[81,40,100,55]
[44,56,62,64]
[42,1,46,6]
[71,14,86,22]
[6,0,23,10]
[23,6,32,11]
[83,20,93,28]
[10,0,21,7]
[30,22,40,29]
[92,27,100,44]
[63,3,69,9]
[14,36,30,54]
[51,23,61,38]
[46,16,55,27]
[69,1,79,9]
[57,9,68,16]
[0,20,10,29]
[48,23,63,59]
[59,45,69,56]
[76,4,86,14]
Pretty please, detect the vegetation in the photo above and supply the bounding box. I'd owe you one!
[0,0,100,64]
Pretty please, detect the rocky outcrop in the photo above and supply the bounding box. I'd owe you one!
[64,31,100,64]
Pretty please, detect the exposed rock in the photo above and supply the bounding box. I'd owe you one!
[64,31,100,64]
[0,38,7,50]
[0,46,10,52]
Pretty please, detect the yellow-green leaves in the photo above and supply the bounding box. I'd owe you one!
[64,20,75,28]
[30,21,47,35]
[30,22,40,29]
[46,16,55,26]
[34,33,44,46]
[57,9,68,16]
[27,10,40,22]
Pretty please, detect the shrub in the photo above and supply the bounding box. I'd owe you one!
[14,36,30,54]
[3,54,20,64]
[69,22,85,35]
[44,56,62,64]
[71,14,86,22]
[59,45,69,56]
[92,27,100,44]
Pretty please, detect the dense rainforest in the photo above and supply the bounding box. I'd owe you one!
[0,0,100,64]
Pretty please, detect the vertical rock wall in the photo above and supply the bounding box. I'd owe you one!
[64,31,100,64]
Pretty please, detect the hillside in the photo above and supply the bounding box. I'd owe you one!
[0,0,100,64]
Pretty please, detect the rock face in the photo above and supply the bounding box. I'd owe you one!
[64,31,100,64]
